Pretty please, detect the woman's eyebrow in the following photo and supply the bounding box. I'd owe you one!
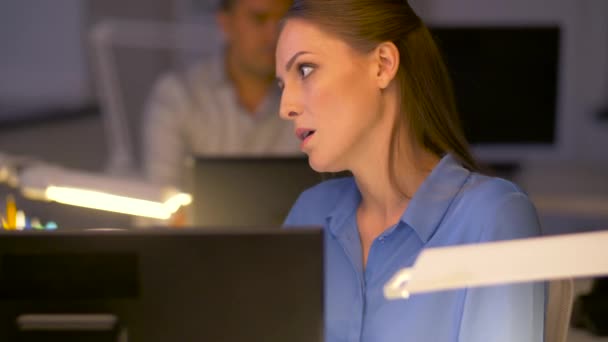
[285,51,312,71]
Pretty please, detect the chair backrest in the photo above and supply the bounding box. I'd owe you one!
[90,18,220,177]
[545,278,574,342]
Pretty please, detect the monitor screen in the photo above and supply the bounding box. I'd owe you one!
[430,26,561,162]
[191,157,325,227]
[0,229,324,342]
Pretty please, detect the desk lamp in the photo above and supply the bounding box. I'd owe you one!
[18,165,191,220]
[384,230,608,299]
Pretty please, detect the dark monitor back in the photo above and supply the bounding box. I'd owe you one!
[0,229,324,342]
[192,157,324,227]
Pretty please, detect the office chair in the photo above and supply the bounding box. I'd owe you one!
[90,18,220,178]
[545,278,574,342]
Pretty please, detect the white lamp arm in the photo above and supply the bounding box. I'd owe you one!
[385,230,608,299]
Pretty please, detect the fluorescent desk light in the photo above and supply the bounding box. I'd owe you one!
[18,165,191,220]
[384,230,608,300]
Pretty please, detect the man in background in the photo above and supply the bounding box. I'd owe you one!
[142,0,299,190]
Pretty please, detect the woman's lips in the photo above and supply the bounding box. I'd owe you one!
[296,128,316,141]
[295,128,316,150]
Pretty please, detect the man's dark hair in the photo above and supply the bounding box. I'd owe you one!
[218,0,236,11]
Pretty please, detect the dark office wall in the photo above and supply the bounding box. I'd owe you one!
[0,1,92,123]
[88,0,174,21]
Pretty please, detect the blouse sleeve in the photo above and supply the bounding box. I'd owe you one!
[458,191,546,342]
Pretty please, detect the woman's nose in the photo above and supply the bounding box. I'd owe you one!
[280,108,300,120]
[279,91,302,120]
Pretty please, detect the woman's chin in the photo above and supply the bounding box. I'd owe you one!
[307,154,327,173]
[308,154,344,174]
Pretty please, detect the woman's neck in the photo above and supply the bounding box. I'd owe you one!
[354,148,438,228]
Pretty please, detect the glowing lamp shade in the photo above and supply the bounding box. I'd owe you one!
[19,166,191,219]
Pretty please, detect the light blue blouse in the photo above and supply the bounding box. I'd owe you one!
[284,154,545,342]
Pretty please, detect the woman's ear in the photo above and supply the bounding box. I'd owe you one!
[374,41,400,90]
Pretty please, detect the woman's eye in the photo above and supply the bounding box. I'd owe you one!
[298,64,314,78]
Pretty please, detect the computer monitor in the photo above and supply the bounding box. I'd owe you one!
[0,228,324,342]
[430,26,561,165]
[191,157,325,227]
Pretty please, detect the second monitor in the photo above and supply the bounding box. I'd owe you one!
[191,157,325,227]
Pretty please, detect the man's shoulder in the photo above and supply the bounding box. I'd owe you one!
[183,56,222,80]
